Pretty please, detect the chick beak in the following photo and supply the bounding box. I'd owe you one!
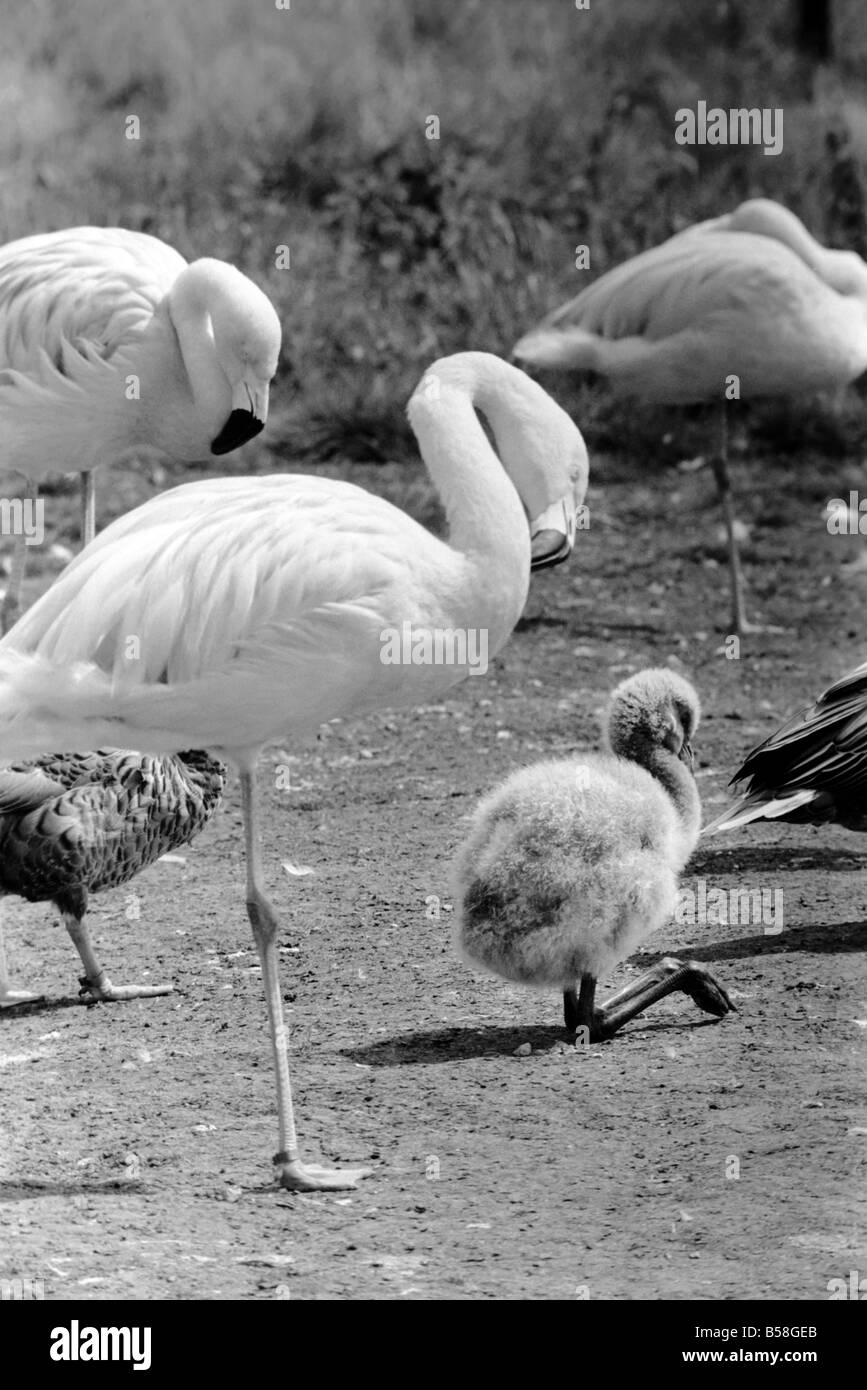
[529,492,580,571]
[210,381,269,455]
[679,740,695,769]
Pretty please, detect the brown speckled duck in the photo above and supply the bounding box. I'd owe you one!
[0,748,225,1006]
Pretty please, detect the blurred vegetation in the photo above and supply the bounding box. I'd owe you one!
[3,0,867,481]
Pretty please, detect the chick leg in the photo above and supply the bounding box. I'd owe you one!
[566,958,734,1041]
[64,912,173,1003]
[239,766,370,1193]
[563,975,596,1032]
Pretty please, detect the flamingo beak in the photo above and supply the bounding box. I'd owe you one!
[211,381,269,455]
[529,492,581,571]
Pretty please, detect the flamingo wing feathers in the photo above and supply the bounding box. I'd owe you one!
[542,231,803,343]
[0,475,451,755]
[0,227,184,374]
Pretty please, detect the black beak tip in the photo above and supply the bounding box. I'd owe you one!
[530,530,572,572]
[210,409,265,456]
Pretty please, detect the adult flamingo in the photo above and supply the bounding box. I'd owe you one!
[0,352,589,1192]
[514,199,867,633]
[0,226,282,629]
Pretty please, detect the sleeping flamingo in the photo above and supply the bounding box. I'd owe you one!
[0,352,589,1191]
[0,226,282,630]
[513,198,867,633]
[0,749,225,1008]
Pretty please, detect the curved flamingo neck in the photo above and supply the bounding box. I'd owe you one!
[165,262,231,433]
[732,200,867,300]
[405,356,542,657]
[645,747,701,843]
[407,358,536,562]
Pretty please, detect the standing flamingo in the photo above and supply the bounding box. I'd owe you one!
[0,352,589,1191]
[513,198,867,633]
[0,749,225,1008]
[0,226,282,629]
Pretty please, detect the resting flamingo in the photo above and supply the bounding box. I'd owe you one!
[513,198,867,634]
[0,351,589,1192]
[0,226,282,630]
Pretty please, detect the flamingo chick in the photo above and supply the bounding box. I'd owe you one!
[514,198,867,634]
[0,352,589,1191]
[0,225,282,629]
[0,749,225,1008]
[453,670,733,1038]
[703,659,867,837]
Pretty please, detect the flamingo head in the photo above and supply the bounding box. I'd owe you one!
[210,302,282,453]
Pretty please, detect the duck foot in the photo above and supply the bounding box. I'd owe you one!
[78,974,173,1004]
[274,1151,372,1192]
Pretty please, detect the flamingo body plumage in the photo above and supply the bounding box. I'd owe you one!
[514,199,867,632]
[0,352,589,1190]
[513,199,867,396]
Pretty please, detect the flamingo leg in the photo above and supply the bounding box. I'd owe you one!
[80,470,96,548]
[239,766,370,1193]
[710,403,750,635]
[565,957,733,1041]
[711,406,783,637]
[64,912,173,1003]
[0,907,42,1008]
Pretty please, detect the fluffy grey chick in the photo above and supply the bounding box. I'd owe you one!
[452,668,733,1038]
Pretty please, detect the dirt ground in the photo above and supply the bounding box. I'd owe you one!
[1,443,866,1301]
